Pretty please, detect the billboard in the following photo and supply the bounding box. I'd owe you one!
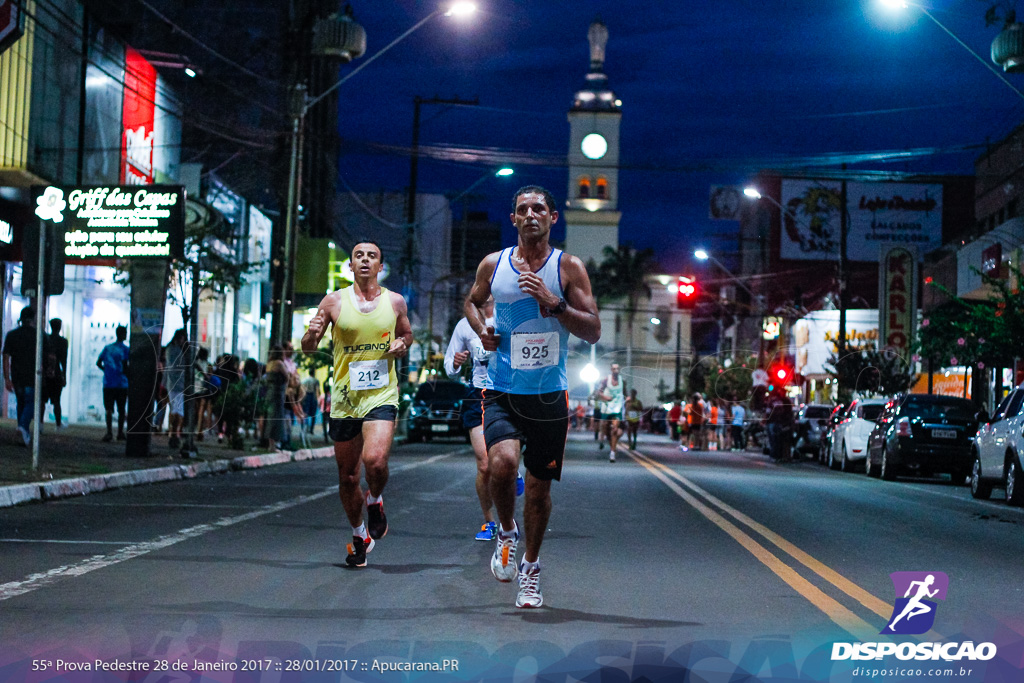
[779,180,943,262]
[122,47,157,184]
[33,185,185,260]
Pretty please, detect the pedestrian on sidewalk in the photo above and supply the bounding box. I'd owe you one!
[96,325,130,442]
[163,329,188,449]
[301,369,321,434]
[3,306,45,446]
[44,318,68,429]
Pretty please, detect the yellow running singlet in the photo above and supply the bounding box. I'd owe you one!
[331,286,398,418]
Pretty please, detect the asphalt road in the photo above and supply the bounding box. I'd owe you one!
[1,432,1022,682]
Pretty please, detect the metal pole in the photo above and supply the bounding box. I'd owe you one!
[276,89,305,347]
[31,221,46,469]
[181,260,200,458]
[674,319,682,397]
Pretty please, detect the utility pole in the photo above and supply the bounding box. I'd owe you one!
[838,173,849,395]
[403,95,479,282]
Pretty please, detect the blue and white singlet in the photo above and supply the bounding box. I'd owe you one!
[487,246,569,394]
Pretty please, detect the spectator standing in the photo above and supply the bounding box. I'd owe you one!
[688,393,706,451]
[44,318,69,428]
[730,400,746,451]
[3,306,44,446]
[96,325,130,442]
[667,399,682,441]
[624,389,643,450]
[163,329,188,449]
[766,390,795,461]
[301,369,321,434]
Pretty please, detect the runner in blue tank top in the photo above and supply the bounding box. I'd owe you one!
[464,185,601,609]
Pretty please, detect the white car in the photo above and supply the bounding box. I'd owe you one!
[829,398,888,472]
[970,384,1024,504]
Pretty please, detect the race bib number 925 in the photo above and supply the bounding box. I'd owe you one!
[511,332,558,370]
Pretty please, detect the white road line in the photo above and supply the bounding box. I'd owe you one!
[65,503,259,509]
[0,451,457,602]
[0,539,141,545]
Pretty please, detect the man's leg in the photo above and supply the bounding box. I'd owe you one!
[116,390,127,438]
[103,389,114,441]
[52,386,63,426]
[488,438,520,533]
[472,425,494,523]
[521,472,552,564]
[361,418,395,540]
[333,433,366,528]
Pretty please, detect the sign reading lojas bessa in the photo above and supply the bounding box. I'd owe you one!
[32,185,185,261]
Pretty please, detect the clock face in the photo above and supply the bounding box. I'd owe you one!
[581,133,608,160]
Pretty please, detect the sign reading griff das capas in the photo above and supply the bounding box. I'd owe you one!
[32,185,185,261]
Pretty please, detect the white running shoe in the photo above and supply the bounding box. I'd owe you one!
[516,562,543,608]
[609,449,616,462]
[490,523,519,582]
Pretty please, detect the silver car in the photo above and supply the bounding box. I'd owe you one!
[971,385,1024,504]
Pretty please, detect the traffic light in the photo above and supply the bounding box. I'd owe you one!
[676,275,698,310]
[767,362,792,391]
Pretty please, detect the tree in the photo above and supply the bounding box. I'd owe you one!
[827,347,915,404]
[115,198,264,337]
[589,244,658,368]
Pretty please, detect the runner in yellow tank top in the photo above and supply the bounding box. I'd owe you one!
[301,240,412,568]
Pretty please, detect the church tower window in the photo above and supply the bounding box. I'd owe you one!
[596,177,608,200]
[578,177,591,198]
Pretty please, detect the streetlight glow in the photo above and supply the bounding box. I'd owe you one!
[445,1,477,17]
[580,363,600,384]
[184,67,197,78]
[694,249,709,261]
[743,187,761,199]
[650,317,661,325]
[496,167,514,176]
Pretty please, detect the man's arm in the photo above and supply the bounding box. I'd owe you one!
[464,252,500,350]
[387,291,413,358]
[559,255,601,343]
[96,348,105,371]
[443,320,470,378]
[301,292,338,353]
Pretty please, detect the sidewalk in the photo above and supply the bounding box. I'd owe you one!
[0,418,334,508]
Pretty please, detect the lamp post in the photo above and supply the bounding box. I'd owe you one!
[694,248,762,361]
[880,0,1024,103]
[273,1,478,346]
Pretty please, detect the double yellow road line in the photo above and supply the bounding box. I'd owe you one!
[628,449,941,642]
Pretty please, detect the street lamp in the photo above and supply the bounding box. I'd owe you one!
[694,248,761,360]
[878,0,1024,103]
[274,1,477,345]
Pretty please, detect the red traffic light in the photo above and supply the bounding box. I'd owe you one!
[676,275,698,310]
[769,363,792,385]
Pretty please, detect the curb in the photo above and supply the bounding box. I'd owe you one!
[1,446,335,508]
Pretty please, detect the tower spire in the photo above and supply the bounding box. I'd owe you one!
[588,16,608,73]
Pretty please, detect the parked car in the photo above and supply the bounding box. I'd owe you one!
[794,403,833,456]
[829,398,887,472]
[865,394,978,482]
[970,384,1024,503]
[818,403,848,464]
[406,380,470,443]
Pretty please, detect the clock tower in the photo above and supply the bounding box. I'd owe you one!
[564,17,622,268]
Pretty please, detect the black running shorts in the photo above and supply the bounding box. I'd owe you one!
[461,387,485,430]
[482,390,568,481]
[329,404,398,443]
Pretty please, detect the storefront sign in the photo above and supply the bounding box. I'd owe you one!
[0,0,24,55]
[122,47,157,184]
[780,180,942,262]
[879,246,917,354]
[247,204,272,281]
[0,218,11,245]
[33,185,184,260]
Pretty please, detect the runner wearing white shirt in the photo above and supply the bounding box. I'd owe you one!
[445,298,523,541]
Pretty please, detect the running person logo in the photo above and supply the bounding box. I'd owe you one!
[882,571,949,635]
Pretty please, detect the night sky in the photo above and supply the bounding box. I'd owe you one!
[334,1,1024,273]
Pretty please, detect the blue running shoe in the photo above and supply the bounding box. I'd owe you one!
[475,521,497,541]
[516,471,525,496]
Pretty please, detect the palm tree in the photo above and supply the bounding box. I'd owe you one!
[591,244,658,369]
